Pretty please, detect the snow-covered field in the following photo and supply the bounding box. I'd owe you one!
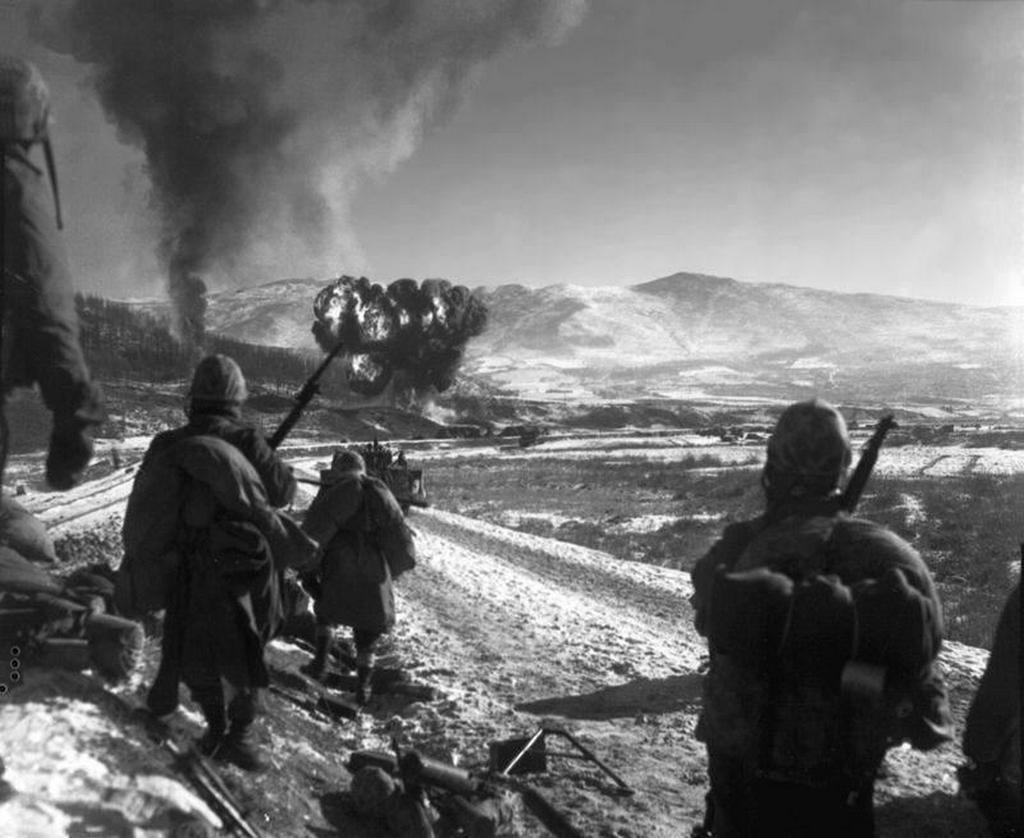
[0,431,1012,837]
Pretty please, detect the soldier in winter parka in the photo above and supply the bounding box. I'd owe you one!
[140,354,296,771]
[691,399,952,838]
[300,449,416,705]
[961,581,1021,837]
[1,56,104,489]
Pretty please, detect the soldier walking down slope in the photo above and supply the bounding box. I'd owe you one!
[136,354,296,771]
[960,580,1021,838]
[1,55,104,489]
[690,399,952,838]
[300,449,416,705]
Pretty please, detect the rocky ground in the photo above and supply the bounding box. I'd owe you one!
[0,441,1002,837]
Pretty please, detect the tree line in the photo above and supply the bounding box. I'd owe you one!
[75,294,326,390]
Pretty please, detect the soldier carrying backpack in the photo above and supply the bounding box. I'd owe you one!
[299,449,417,705]
[690,399,952,838]
[125,355,298,772]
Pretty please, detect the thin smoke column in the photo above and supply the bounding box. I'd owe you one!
[313,275,488,398]
[27,0,586,349]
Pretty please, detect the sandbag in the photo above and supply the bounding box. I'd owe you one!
[0,495,57,565]
[0,545,62,596]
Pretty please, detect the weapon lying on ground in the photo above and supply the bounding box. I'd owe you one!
[268,340,346,449]
[489,727,633,793]
[108,696,262,838]
[347,728,630,838]
[840,414,897,513]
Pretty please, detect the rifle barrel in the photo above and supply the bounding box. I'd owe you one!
[840,414,896,513]
[268,340,346,449]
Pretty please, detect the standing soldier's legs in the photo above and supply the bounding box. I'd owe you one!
[353,627,382,706]
[187,681,227,757]
[705,750,754,837]
[301,618,333,680]
[220,683,265,772]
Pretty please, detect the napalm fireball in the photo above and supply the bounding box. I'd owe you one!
[312,275,488,397]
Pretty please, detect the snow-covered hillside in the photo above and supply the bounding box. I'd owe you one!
[130,272,1022,408]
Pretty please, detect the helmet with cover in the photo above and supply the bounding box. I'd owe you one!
[0,55,63,228]
[762,398,852,501]
[188,354,248,409]
[0,55,50,144]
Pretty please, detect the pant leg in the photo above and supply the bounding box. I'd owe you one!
[706,749,755,838]
[353,628,382,667]
[226,684,259,730]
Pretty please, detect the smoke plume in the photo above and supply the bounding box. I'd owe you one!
[313,275,488,398]
[27,0,586,349]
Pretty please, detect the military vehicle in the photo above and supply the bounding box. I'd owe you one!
[356,439,428,514]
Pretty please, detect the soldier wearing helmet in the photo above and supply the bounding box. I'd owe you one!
[1,55,104,490]
[134,354,296,771]
[299,447,416,706]
[690,399,951,838]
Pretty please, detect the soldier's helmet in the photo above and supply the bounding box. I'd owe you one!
[330,449,366,475]
[0,56,51,144]
[762,399,852,500]
[188,354,248,406]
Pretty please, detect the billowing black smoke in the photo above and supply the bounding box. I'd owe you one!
[27,0,586,351]
[313,275,488,398]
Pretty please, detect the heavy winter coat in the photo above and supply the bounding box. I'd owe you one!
[137,410,297,708]
[964,582,1020,790]
[2,145,102,428]
[302,474,410,634]
[691,505,952,836]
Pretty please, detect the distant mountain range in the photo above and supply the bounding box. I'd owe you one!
[130,273,1023,413]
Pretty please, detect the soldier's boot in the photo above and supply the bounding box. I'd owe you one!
[219,723,267,772]
[301,626,331,681]
[196,701,226,757]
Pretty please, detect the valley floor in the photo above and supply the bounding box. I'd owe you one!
[0,453,1000,837]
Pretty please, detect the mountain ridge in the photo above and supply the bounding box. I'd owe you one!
[125,272,1022,410]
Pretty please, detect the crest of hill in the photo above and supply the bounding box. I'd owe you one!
[137,273,1020,405]
[471,272,1020,369]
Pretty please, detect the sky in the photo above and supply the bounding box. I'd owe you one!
[2,0,1022,307]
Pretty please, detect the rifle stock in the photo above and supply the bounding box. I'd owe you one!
[840,414,896,513]
[268,340,346,449]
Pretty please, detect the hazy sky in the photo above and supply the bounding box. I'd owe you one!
[3,0,1022,306]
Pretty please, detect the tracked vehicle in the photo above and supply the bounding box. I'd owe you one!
[355,439,428,513]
